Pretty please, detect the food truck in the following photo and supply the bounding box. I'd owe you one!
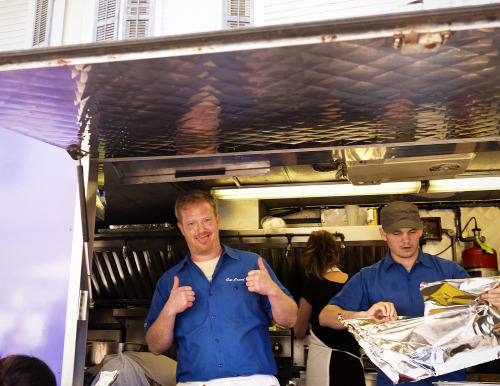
[2,3,500,385]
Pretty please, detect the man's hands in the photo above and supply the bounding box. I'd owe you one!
[167,276,195,315]
[146,276,194,355]
[366,301,398,323]
[320,301,398,329]
[480,285,500,308]
[366,301,397,319]
[246,257,278,296]
[246,257,298,328]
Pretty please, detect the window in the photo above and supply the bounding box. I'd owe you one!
[125,0,151,39]
[95,0,119,41]
[95,0,153,42]
[225,0,252,29]
[32,0,53,47]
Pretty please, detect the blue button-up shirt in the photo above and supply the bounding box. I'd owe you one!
[145,245,293,383]
[329,250,470,385]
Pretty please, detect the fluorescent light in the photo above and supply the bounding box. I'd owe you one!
[211,181,422,200]
[427,176,500,193]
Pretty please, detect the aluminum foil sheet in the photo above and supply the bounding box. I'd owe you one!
[340,277,500,384]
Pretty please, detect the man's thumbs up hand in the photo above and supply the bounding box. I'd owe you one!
[246,257,276,296]
[166,276,195,314]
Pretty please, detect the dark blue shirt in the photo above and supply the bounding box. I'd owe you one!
[145,245,293,383]
[329,250,470,385]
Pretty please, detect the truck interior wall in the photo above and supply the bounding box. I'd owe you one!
[0,127,77,386]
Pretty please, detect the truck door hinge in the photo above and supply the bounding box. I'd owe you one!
[78,290,89,321]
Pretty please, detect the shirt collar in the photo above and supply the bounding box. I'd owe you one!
[382,249,430,271]
[176,243,239,271]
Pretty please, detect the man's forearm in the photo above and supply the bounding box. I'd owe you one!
[268,290,298,328]
[319,304,367,330]
[146,307,177,355]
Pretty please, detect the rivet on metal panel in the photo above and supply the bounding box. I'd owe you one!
[320,35,337,42]
[418,32,446,50]
[392,34,404,50]
[441,30,451,45]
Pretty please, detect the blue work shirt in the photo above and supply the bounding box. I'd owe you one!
[329,250,470,386]
[145,245,293,383]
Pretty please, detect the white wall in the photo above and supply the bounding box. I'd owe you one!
[60,0,96,45]
[263,0,421,26]
[0,127,77,385]
[262,0,500,26]
[0,0,31,51]
[163,0,223,36]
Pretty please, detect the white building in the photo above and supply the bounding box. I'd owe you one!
[1,0,499,52]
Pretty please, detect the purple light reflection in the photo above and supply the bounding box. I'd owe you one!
[0,127,77,385]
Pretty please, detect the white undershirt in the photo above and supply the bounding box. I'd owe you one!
[193,256,220,283]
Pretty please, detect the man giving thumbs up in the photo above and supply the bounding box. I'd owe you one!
[145,190,297,386]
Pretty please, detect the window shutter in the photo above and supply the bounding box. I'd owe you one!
[33,0,51,47]
[95,0,119,41]
[226,0,252,29]
[125,0,151,39]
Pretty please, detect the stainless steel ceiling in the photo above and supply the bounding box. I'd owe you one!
[2,5,500,223]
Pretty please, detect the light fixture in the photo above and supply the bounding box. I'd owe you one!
[427,176,500,193]
[211,181,422,200]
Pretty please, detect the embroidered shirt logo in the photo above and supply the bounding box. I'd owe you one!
[226,277,246,282]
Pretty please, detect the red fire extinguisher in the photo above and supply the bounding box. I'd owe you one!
[462,240,498,277]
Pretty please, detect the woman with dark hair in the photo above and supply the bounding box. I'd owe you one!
[0,355,56,386]
[294,230,366,386]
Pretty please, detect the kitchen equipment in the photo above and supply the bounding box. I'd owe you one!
[270,329,293,385]
[345,205,360,226]
[87,341,124,367]
[366,208,378,226]
[462,241,498,277]
[86,341,144,367]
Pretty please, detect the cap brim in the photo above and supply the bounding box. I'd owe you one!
[383,220,423,234]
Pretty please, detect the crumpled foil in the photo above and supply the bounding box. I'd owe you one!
[340,276,500,384]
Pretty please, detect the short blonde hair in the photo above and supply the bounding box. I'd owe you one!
[175,189,218,223]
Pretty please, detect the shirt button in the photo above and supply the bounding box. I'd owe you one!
[212,315,216,319]
[219,364,223,367]
[234,286,238,290]
[411,297,415,301]
[209,292,213,296]
[215,339,219,343]
[408,277,411,281]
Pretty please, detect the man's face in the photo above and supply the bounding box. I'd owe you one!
[177,201,221,260]
[380,227,423,262]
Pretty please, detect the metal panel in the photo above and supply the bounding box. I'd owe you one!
[0,5,500,162]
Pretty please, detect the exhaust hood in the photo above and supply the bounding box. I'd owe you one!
[346,153,476,185]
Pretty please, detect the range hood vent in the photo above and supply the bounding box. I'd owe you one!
[346,153,475,185]
[108,160,271,184]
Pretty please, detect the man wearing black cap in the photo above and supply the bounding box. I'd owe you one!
[319,201,470,385]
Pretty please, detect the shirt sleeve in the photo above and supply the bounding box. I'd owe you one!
[453,262,470,279]
[144,274,172,334]
[328,270,370,311]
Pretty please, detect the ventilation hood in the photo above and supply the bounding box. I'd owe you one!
[346,153,476,185]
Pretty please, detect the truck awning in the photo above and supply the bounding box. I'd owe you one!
[1,5,500,162]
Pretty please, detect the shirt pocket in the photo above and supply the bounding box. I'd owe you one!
[175,300,208,336]
[222,283,262,322]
